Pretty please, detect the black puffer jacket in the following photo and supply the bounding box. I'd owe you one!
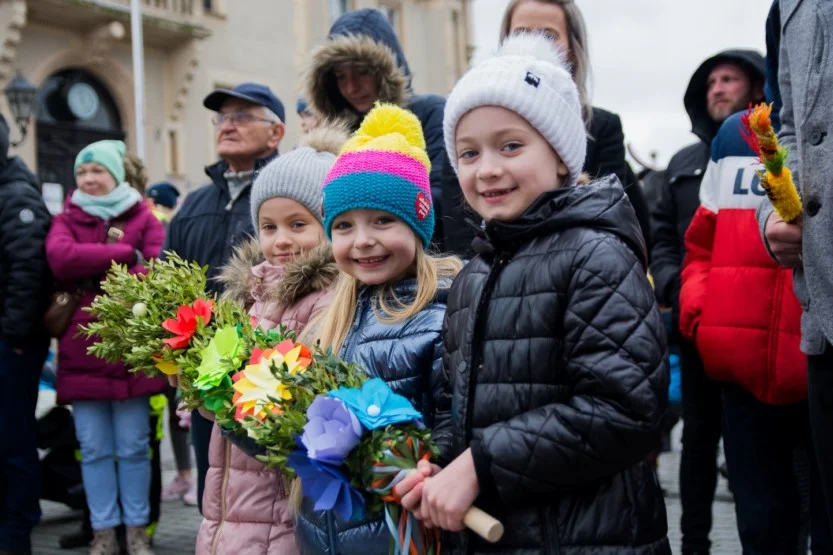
[440,176,670,554]
[163,154,276,295]
[0,116,52,349]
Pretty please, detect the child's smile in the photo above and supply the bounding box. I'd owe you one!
[331,209,418,286]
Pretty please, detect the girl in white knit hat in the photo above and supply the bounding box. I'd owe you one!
[395,32,671,554]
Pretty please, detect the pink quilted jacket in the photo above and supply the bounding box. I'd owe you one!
[196,242,337,555]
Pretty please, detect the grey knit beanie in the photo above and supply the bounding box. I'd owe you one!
[250,124,349,228]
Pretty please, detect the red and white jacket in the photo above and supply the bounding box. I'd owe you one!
[679,112,805,405]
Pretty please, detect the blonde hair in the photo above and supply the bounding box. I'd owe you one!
[304,243,463,354]
[123,153,148,195]
[500,0,593,127]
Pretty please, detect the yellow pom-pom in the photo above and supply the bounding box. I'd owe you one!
[339,102,431,172]
[355,103,426,149]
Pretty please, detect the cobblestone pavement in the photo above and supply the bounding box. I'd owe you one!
[32,425,742,554]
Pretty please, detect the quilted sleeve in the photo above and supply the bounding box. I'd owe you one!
[470,236,668,502]
[428,328,452,464]
[0,183,52,344]
[680,205,717,340]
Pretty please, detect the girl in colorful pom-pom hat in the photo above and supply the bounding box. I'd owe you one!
[294,103,462,554]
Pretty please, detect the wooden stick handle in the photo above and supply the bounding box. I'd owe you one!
[463,506,504,543]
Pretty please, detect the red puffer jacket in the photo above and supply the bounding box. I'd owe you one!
[679,113,805,405]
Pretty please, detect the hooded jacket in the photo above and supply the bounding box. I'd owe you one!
[650,50,765,329]
[0,115,52,350]
[305,9,454,251]
[294,278,452,555]
[679,112,805,405]
[196,242,338,555]
[163,153,277,295]
[440,176,670,554]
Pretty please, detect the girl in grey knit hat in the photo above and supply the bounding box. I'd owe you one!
[196,125,348,555]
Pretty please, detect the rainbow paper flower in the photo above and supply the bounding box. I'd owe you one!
[233,339,312,424]
[161,299,213,350]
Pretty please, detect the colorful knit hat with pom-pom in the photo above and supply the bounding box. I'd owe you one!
[321,103,434,248]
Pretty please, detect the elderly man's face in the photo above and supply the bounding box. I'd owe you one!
[706,63,759,123]
[215,98,284,169]
[335,63,379,114]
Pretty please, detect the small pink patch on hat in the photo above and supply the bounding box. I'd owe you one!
[416,192,431,221]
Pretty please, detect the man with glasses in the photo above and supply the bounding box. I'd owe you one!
[163,82,285,513]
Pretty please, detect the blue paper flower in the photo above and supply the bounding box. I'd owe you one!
[287,447,365,522]
[328,378,422,430]
[301,396,363,465]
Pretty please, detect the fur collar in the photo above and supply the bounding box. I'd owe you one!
[305,33,408,128]
[217,239,339,307]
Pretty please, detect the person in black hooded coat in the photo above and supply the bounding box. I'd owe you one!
[649,49,764,555]
[0,113,52,555]
[305,8,461,252]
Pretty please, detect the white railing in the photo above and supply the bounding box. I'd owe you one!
[100,0,203,23]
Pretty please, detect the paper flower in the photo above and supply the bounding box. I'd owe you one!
[161,299,213,350]
[741,103,803,223]
[288,446,366,522]
[233,339,312,422]
[328,378,422,430]
[152,355,179,376]
[301,396,363,465]
[193,325,242,390]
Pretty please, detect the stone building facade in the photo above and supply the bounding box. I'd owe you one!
[0,0,471,199]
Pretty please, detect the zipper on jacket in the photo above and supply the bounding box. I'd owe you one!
[465,254,508,444]
[210,440,233,555]
[540,507,559,555]
[326,510,338,554]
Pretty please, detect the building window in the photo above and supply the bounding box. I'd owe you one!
[167,128,183,176]
[330,0,351,22]
[379,1,402,37]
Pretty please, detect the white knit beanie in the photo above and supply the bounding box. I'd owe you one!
[443,32,587,186]
[251,125,349,228]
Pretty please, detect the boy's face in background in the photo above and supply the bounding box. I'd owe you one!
[330,209,417,286]
[258,197,325,265]
[454,106,569,222]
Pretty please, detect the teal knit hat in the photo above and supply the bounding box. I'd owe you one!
[74,140,126,184]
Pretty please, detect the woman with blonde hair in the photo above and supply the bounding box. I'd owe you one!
[499,0,652,247]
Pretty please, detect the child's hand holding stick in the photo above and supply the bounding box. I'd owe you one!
[396,450,505,543]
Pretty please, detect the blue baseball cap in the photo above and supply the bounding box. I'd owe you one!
[147,181,181,209]
[203,82,286,122]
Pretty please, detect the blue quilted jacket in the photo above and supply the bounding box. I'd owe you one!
[295,278,452,554]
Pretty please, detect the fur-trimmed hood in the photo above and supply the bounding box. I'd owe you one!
[305,9,410,128]
[217,239,339,308]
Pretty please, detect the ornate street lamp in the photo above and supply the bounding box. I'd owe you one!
[3,71,38,147]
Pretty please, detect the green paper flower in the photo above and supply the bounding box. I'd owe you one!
[193,326,242,390]
[202,375,233,413]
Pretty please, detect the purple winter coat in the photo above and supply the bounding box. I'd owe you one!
[46,197,167,405]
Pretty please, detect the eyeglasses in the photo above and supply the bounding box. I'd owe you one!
[211,111,275,127]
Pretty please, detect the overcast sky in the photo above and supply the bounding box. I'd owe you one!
[471,0,768,168]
